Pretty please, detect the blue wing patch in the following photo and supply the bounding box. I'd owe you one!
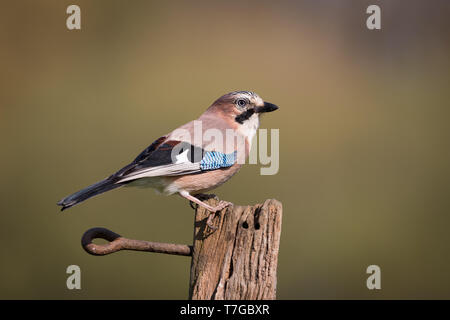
[200,151,237,170]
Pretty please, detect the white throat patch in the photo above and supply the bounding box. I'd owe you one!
[238,113,259,148]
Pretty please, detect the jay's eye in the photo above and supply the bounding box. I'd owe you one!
[236,99,247,108]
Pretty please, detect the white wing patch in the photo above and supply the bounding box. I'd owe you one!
[175,148,190,164]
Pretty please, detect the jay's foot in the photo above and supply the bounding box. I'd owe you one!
[205,200,232,229]
[180,192,232,229]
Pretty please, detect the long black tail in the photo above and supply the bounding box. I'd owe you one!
[57,177,123,211]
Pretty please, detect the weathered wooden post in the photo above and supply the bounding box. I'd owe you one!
[189,197,282,300]
[81,196,282,300]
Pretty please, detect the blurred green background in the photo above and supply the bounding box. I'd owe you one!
[1,0,450,299]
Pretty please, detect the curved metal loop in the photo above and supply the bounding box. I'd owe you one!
[81,227,192,256]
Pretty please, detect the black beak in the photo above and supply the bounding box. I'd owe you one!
[255,102,279,113]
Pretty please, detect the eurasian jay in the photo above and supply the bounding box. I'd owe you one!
[57,91,278,227]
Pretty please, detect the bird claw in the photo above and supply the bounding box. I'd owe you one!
[207,214,218,230]
[187,195,232,230]
[212,200,232,212]
[205,201,232,230]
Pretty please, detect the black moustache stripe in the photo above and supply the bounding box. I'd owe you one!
[235,108,255,124]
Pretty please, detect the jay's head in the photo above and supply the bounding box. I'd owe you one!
[207,91,279,124]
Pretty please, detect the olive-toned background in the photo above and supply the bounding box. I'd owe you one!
[1,0,449,299]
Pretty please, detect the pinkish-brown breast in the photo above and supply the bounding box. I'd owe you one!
[168,163,243,194]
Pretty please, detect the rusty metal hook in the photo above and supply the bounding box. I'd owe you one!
[81,227,192,256]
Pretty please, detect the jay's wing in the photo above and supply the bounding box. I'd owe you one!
[115,137,236,183]
[56,135,237,211]
[115,137,203,183]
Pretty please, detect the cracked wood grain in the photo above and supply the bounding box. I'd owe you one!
[189,197,282,300]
